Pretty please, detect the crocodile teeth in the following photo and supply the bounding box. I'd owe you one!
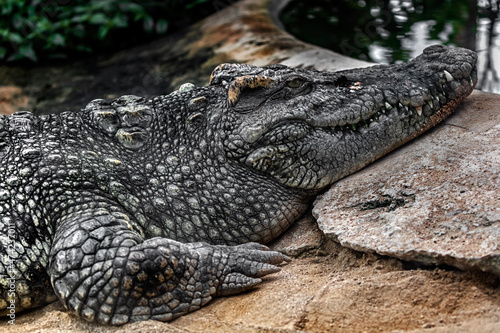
[469,76,474,86]
[444,70,454,82]
[416,106,422,116]
[385,102,392,110]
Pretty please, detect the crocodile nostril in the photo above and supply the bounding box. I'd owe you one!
[460,62,473,76]
[423,44,447,55]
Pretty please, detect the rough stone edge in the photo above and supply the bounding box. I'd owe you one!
[312,90,500,276]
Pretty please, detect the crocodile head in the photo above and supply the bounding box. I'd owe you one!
[209,45,477,190]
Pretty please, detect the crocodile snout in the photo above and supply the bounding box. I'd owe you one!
[304,45,477,132]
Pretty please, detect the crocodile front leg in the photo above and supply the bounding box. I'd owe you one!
[49,208,289,325]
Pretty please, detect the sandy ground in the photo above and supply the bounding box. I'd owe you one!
[1,239,499,333]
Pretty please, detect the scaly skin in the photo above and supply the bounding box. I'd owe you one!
[0,45,477,324]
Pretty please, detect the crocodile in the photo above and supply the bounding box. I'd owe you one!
[0,45,477,325]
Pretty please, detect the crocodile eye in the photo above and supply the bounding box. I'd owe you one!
[287,78,303,88]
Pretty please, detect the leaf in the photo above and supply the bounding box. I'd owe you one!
[12,14,24,30]
[90,13,109,25]
[1,4,13,16]
[89,0,111,12]
[18,44,37,62]
[118,2,145,14]
[112,14,128,28]
[186,0,208,9]
[49,33,65,47]
[73,5,90,14]
[71,14,90,23]
[76,45,92,52]
[133,11,147,21]
[143,17,154,33]
[0,47,6,59]
[53,18,72,29]
[72,24,86,39]
[97,25,109,40]
[155,19,168,34]
[7,32,23,44]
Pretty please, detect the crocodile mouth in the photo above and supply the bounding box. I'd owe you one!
[257,67,476,146]
[245,65,477,187]
[308,69,477,135]
[238,45,477,189]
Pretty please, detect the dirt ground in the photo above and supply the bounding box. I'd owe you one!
[1,239,499,333]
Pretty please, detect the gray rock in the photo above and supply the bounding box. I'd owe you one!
[269,215,325,257]
[313,90,500,276]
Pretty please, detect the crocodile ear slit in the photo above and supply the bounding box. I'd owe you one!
[228,75,274,107]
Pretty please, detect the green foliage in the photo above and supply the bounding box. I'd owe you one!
[0,0,215,62]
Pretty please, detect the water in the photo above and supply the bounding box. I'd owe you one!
[281,0,500,94]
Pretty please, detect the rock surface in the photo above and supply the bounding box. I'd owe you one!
[313,90,500,276]
[269,215,326,257]
[0,0,499,332]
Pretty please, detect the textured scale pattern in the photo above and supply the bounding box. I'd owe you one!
[0,45,477,325]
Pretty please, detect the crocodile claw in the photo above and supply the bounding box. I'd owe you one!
[214,242,290,296]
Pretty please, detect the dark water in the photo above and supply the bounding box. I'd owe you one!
[281,0,499,94]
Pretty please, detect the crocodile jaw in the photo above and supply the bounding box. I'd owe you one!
[226,45,477,190]
[306,45,477,130]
